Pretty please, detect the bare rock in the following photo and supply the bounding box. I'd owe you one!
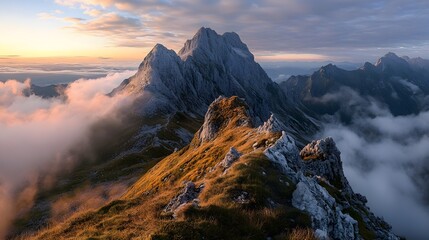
[164,182,204,215]
[300,137,352,192]
[257,113,286,133]
[219,147,241,169]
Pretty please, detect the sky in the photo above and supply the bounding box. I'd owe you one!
[1,0,429,64]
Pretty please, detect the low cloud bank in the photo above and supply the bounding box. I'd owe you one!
[0,71,134,237]
[315,89,429,239]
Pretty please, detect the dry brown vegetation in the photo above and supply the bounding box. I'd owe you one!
[287,228,317,240]
[26,97,313,240]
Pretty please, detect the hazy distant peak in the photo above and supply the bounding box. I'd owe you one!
[405,56,429,70]
[401,55,410,61]
[377,52,401,62]
[361,61,376,71]
[384,52,399,58]
[313,63,342,77]
[320,63,339,70]
[375,52,408,68]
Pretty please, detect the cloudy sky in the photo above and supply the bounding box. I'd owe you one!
[1,0,429,63]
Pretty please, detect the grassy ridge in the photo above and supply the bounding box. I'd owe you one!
[28,98,314,240]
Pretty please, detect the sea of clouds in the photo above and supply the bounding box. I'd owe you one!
[314,88,429,239]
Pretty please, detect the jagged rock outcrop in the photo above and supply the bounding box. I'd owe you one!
[300,137,339,160]
[164,181,204,216]
[219,147,241,169]
[257,113,287,133]
[300,138,352,192]
[264,131,357,239]
[262,128,398,239]
[263,131,302,176]
[292,172,359,240]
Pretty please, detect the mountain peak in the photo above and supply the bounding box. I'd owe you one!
[152,43,169,52]
[314,63,341,77]
[178,27,253,60]
[116,27,315,142]
[178,27,222,59]
[148,43,177,58]
[320,63,339,71]
[361,61,376,71]
[384,52,399,58]
[195,26,218,38]
[375,52,408,69]
[138,43,178,69]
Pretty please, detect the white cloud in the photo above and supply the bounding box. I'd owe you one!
[50,0,429,60]
[317,99,429,239]
[0,71,135,238]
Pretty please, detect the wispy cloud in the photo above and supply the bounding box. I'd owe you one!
[37,12,58,20]
[49,0,429,60]
[64,12,156,47]
[66,12,140,35]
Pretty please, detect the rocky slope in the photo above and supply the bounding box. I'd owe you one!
[281,52,429,120]
[29,97,398,240]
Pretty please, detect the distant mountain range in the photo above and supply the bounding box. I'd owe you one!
[281,52,429,122]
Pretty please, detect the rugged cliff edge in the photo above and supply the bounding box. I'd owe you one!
[30,96,398,240]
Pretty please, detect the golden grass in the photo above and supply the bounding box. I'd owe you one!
[27,97,312,239]
[287,228,317,240]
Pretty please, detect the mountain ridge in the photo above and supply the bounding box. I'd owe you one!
[28,96,398,240]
